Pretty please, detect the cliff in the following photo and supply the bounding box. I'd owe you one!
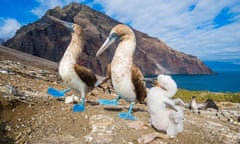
[3,3,213,75]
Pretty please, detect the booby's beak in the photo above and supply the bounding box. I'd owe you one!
[47,15,74,32]
[96,33,119,57]
[149,79,167,91]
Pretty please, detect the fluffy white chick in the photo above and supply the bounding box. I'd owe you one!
[147,74,184,137]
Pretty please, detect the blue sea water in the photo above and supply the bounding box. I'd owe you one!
[146,71,240,93]
[172,71,240,93]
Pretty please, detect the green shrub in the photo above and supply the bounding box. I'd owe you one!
[173,89,240,103]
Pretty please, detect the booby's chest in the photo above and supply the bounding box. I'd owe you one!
[58,57,78,84]
[111,48,133,82]
[110,61,136,102]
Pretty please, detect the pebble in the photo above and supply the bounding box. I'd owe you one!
[5,125,11,131]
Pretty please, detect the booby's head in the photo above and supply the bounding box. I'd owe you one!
[96,24,135,57]
[47,15,83,35]
[154,74,177,97]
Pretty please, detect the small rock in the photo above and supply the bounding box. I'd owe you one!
[5,125,11,131]
[65,95,80,104]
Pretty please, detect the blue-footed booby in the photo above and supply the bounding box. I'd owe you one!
[47,16,98,112]
[147,74,184,137]
[189,96,199,113]
[96,24,147,120]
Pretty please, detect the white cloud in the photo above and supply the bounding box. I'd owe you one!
[93,0,240,62]
[0,18,21,41]
[31,0,84,17]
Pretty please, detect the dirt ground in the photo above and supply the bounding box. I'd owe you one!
[0,46,240,144]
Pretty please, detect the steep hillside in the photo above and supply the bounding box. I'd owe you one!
[3,3,213,75]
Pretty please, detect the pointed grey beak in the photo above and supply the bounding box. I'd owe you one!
[47,15,74,32]
[96,33,119,57]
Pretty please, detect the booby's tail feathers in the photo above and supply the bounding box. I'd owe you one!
[94,76,110,87]
[143,77,155,82]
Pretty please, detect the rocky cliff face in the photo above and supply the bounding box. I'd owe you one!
[3,3,213,75]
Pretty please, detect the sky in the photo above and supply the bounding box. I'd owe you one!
[0,0,240,64]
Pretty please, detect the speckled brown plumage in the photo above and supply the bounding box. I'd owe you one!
[131,65,147,104]
[73,64,97,87]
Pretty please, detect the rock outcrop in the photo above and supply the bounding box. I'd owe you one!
[3,3,213,75]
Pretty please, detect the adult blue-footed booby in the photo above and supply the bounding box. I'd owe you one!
[96,24,147,120]
[47,16,97,112]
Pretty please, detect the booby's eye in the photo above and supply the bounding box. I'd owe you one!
[110,33,119,41]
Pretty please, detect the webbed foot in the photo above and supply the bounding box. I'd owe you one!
[47,87,70,97]
[118,112,136,121]
[72,97,85,112]
[98,96,120,105]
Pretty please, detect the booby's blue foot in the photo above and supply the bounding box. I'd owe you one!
[47,87,71,97]
[118,103,136,121]
[72,104,85,112]
[98,99,119,105]
[72,98,85,112]
[98,96,120,105]
[118,112,136,120]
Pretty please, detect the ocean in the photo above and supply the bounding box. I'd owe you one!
[146,70,240,93]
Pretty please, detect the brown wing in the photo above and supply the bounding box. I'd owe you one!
[107,63,113,87]
[107,64,111,78]
[131,65,147,104]
[74,64,97,87]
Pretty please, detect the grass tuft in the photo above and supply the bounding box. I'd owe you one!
[174,89,240,103]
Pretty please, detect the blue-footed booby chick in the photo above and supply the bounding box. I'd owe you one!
[147,74,184,137]
[47,16,98,112]
[96,24,147,120]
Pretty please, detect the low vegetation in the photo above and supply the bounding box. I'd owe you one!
[174,89,240,103]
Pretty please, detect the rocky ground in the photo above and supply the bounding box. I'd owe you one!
[0,46,240,144]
